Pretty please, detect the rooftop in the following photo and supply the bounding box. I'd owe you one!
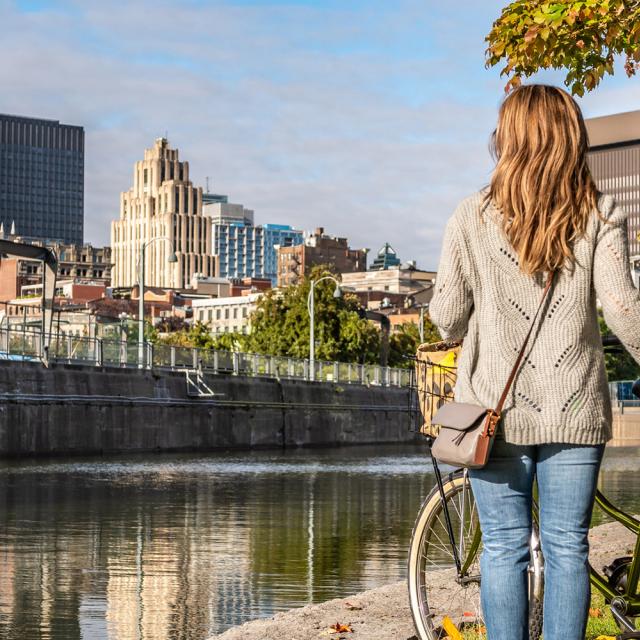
[586,109,640,148]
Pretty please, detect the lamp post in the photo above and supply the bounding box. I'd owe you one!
[118,311,129,366]
[307,275,342,381]
[418,303,429,343]
[138,237,178,368]
[404,282,435,343]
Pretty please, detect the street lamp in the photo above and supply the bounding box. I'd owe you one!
[404,282,435,343]
[118,311,130,366]
[307,275,342,382]
[137,237,178,368]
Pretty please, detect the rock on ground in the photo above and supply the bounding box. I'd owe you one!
[209,519,636,640]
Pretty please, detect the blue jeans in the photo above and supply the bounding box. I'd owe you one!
[468,438,605,640]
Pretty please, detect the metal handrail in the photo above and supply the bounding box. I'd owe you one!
[0,326,413,388]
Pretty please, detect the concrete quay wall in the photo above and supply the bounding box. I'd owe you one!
[0,360,418,457]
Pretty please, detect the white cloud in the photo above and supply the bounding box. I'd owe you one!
[5,0,633,272]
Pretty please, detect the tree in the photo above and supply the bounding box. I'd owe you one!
[210,331,247,352]
[153,320,247,351]
[388,316,442,369]
[246,266,382,364]
[124,320,159,345]
[486,1,640,95]
[598,314,640,380]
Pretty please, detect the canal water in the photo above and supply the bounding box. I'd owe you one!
[0,443,638,640]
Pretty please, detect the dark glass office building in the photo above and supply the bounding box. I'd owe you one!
[0,114,84,244]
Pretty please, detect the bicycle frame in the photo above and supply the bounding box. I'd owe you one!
[589,490,640,619]
[431,461,640,621]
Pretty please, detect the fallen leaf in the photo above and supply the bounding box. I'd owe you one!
[441,616,463,640]
[594,636,616,640]
[589,607,603,617]
[329,621,352,634]
[344,602,362,611]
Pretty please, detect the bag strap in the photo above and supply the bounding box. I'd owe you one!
[494,271,555,417]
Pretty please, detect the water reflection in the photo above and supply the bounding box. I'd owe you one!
[0,444,637,639]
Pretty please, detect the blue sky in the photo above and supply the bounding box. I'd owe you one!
[2,0,639,269]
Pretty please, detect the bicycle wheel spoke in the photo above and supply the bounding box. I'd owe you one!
[409,473,485,640]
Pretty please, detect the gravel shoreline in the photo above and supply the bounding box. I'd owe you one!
[210,518,637,640]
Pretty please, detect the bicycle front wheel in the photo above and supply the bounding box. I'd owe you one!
[408,468,544,640]
[408,469,483,639]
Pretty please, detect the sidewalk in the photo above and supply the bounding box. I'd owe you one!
[210,519,636,640]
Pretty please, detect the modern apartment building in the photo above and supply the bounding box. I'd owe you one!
[0,113,84,244]
[586,110,640,274]
[277,227,367,287]
[206,200,302,285]
[369,243,401,271]
[111,138,216,289]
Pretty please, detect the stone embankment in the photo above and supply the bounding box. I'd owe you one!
[0,360,416,457]
[210,518,637,640]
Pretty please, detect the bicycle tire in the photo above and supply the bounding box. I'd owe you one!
[408,469,544,640]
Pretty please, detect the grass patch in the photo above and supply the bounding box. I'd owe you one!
[453,590,639,639]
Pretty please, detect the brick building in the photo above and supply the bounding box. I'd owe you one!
[277,227,367,287]
[0,239,111,302]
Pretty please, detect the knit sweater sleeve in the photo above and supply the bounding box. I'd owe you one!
[429,214,473,341]
[593,200,640,364]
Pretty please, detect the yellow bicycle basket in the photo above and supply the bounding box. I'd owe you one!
[414,340,461,437]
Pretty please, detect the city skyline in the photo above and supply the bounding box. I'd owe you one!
[2,0,640,272]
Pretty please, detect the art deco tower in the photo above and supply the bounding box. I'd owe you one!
[111,138,215,289]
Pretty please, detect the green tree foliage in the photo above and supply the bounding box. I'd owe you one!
[486,1,640,95]
[246,266,381,364]
[388,316,442,368]
[154,321,247,351]
[598,314,640,380]
[123,320,158,344]
[210,331,247,352]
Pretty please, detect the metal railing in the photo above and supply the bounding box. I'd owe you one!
[0,326,413,388]
[608,380,640,413]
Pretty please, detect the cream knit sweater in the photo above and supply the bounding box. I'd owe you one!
[428,191,640,445]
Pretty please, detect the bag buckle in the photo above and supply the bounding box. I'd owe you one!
[484,410,500,437]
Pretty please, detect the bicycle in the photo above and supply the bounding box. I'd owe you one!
[407,338,640,640]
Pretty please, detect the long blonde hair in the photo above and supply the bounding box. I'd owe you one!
[487,84,599,275]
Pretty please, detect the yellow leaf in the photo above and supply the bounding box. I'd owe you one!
[442,616,463,640]
[589,607,603,617]
[329,621,352,633]
[594,636,616,640]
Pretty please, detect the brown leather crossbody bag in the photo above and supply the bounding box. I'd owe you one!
[430,271,555,469]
